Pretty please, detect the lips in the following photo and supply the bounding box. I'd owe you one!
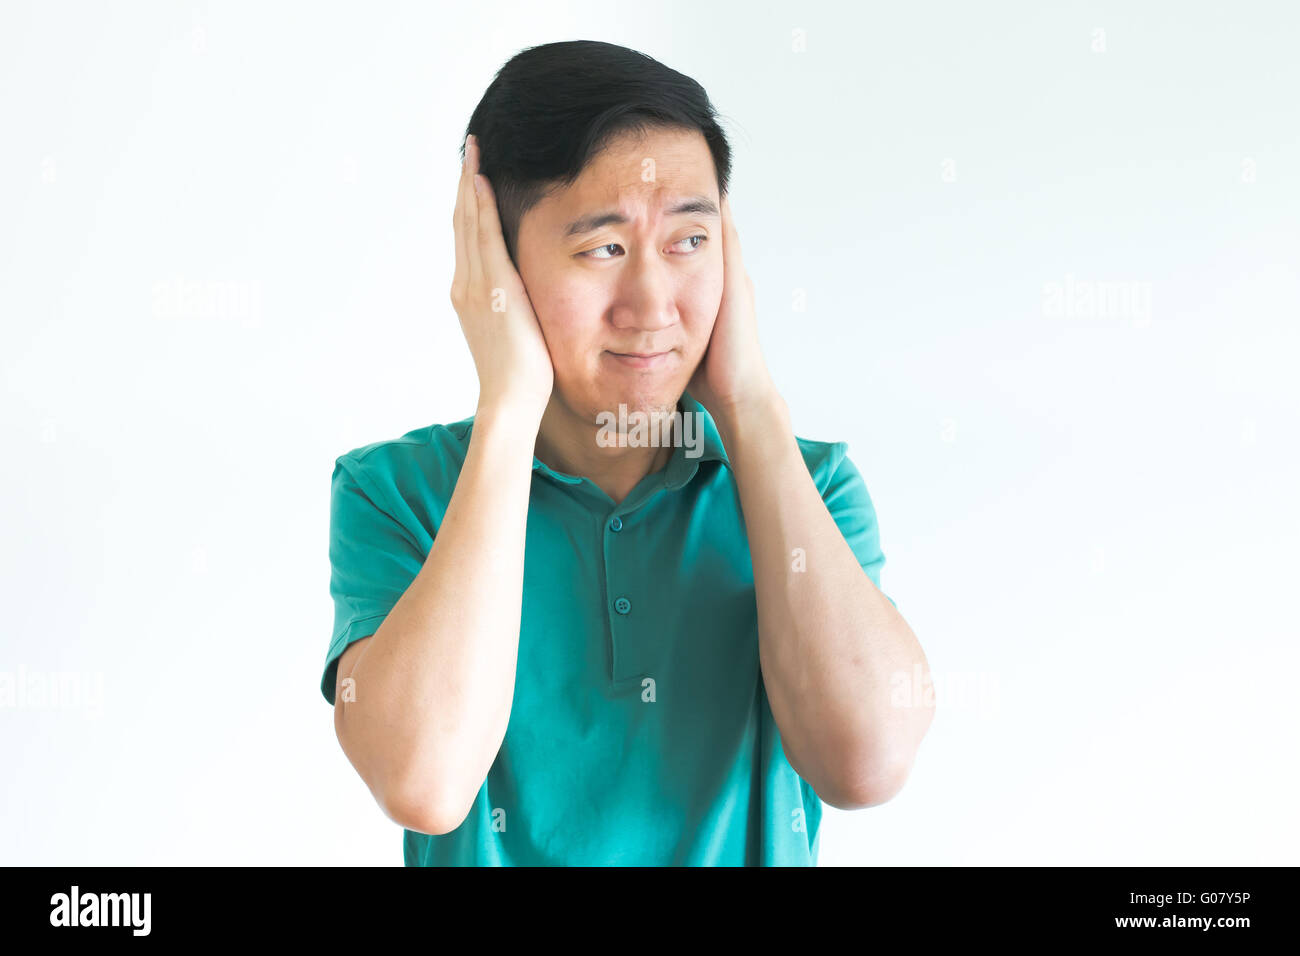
[606,349,673,369]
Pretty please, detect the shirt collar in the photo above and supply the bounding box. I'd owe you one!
[530,388,728,489]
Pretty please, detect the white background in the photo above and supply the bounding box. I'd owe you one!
[2,1,1297,865]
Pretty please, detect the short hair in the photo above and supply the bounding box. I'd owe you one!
[462,40,733,265]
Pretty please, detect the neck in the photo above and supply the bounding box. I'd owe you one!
[534,395,680,505]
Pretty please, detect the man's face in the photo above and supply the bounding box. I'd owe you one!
[515,126,724,427]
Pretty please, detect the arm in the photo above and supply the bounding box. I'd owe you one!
[333,132,553,835]
[335,405,540,835]
[688,194,932,810]
[717,392,934,810]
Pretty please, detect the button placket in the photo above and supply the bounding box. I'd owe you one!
[608,513,632,616]
[605,509,642,681]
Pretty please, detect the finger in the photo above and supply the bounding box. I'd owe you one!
[722,194,742,257]
[453,137,471,294]
[720,194,745,290]
[466,134,483,292]
[473,170,511,279]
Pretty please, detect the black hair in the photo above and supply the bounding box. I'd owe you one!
[461,40,733,265]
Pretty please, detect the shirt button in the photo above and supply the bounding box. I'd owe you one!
[614,597,631,614]
[609,516,623,532]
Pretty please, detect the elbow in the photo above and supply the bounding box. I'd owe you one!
[822,750,917,810]
[829,686,937,809]
[335,705,476,835]
[380,774,472,836]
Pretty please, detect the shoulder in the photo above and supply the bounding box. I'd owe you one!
[790,434,854,496]
[333,413,475,504]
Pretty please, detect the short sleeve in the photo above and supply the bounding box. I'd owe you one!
[821,446,896,610]
[321,455,427,706]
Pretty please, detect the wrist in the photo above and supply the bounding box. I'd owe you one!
[713,387,790,456]
[473,400,545,443]
[713,385,787,438]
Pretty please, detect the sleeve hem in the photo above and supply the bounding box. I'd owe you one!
[320,611,391,706]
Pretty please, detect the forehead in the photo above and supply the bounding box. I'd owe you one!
[533,127,718,230]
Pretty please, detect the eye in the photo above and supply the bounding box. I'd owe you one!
[580,235,709,260]
[672,234,708,253]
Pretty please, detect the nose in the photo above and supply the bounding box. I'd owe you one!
[609,251,677,334]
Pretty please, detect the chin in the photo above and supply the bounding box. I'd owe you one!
[587,382,683,418]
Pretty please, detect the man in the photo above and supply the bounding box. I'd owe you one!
[321,40,934,866]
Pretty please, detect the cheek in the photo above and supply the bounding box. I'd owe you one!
[535,283,607,361]
[518,244,594,332]
[679,269,725,334]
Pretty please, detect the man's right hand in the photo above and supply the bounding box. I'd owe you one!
[450,133,555,422]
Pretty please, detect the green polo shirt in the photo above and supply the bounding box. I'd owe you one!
[321,390,892,866]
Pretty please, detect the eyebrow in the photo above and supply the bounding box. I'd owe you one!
[561,195,720,238]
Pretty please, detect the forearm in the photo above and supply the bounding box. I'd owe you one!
[718,394,933,808]
[338,403,539,827]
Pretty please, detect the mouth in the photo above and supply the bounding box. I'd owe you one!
[605,349,674,369]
